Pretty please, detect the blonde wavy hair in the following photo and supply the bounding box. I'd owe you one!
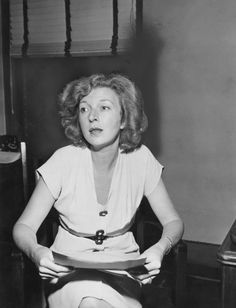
[59,73,148,153]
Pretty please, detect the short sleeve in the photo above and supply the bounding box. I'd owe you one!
[37,149,65,200]
[144,147,164,196]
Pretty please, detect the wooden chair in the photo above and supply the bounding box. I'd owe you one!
[0,135,26,308]
[25,156,187,308]
[40,196,187,308]
[134,197,187,308]
[0,136,46,308]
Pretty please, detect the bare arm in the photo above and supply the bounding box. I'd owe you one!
[13,177,71,279]
[138,178,184,284]
[13,177,54,256]
[147,178,184,254]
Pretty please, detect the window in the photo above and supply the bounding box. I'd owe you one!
[9,0,138,57]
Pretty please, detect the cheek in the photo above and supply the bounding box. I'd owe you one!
[79,114,86,125]
[111,118,122,132]
[107,111,120,124]
[113,109,122,125]
[78,117,87,133]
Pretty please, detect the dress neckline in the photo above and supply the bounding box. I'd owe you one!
[88,148,120,206]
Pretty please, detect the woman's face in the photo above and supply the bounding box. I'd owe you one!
[79,87,123,151]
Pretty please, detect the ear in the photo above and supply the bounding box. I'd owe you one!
[120,123,125,130]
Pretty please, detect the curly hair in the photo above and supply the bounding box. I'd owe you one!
[59,73,148,153]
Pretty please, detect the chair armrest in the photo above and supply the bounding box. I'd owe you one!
[0,242,25,308]
[135,215,187,308]
[172,239,187,307]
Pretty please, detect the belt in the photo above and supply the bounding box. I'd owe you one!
[59,217,134,245]
[86,229,108,245]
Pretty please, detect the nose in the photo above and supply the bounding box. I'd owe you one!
[88,108,99,122]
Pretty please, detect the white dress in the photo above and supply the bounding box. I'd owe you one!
[37,144,163,308]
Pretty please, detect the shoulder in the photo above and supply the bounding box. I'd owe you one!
[53,144,86,159]
[126,144,155,161]
[124,145,163,171]
[38,145,89,175]
[45,145,88,167]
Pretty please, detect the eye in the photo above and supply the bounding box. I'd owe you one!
[101,105,110,111]
[79,106,88,113]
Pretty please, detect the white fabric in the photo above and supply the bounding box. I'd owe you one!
[47,280,141,308]
[37,144,163,308]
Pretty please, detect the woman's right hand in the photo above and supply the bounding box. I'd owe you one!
[32,245,73,282]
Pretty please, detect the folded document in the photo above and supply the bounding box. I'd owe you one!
[53,251,146,271]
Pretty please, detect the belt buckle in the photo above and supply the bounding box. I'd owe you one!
[95,229,105,245]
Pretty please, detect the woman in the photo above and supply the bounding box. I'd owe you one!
[13,73,184,308]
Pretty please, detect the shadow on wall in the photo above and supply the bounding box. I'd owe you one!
[127,24,164,156]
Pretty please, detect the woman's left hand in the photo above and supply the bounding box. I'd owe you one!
[137,244,165,285]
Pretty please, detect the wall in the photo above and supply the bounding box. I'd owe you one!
[144,0,236,244]
[3,1,236,244]
[0,2,6,134]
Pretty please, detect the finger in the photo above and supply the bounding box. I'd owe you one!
[40,273,57,279]
[40,258,73,273]
[51,263,73,272]
[144,261,161,272]
[136,273,149,281]
[39,266,59,277]
[51,277,59,284]
[136,270,159,281]
[148,269,160,276]
[40,269,74,279]
[57,269,76,277]
[39,264,75,278]
[43,277,59,284]
[140,251,156,260]
[141,277,154,285]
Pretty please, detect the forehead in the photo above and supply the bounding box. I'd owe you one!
[81,87,119,104]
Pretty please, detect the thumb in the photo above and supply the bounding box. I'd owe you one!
[47,250,54,262]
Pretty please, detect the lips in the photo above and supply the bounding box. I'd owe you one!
[89,127,103,135]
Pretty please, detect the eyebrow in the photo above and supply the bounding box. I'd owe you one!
[80,98,113,104]
[99,99,113,103]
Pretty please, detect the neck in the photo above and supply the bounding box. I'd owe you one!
[91,144,119,171]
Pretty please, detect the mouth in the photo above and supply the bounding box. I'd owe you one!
[89,127,103,135]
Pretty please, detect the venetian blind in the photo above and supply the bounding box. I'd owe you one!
[9,0,137,57]
[70,0,135,55]
[27,0,66,55]
[9,0,24,56]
